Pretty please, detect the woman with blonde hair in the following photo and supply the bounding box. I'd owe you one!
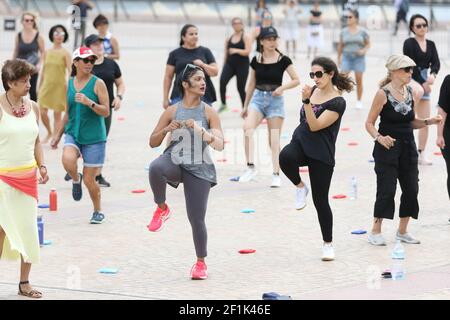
[13,12,45,102]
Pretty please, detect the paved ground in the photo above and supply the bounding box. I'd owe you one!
[1,21,450,300]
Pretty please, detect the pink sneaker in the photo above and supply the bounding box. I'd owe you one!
[147,205,170,232]
[190,261,208,280]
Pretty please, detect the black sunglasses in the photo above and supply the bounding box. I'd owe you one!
[181,63,203,80]
[415,23,428,29]
[402,66,413,73]
[80,57,96,64]
[309,71,327,79]
[345,15,354,19]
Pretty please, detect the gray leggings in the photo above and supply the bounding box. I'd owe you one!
[149,153,210,258]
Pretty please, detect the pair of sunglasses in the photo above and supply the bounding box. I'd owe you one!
[80,57,96,64]
[415,23,428,29]
[344,16,354,19]
[53,31,66,36]
[24,19,34,23]
[309,71,328,79]
[181,63,203,79]
[402,66,413,73]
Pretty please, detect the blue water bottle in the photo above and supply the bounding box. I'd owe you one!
[37,215,44,246]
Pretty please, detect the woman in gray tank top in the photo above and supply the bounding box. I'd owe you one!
[148,64,224,280]
[13,12,45,102]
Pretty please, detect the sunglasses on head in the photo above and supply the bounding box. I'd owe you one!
[309,71,327,79]
[181,63,202,79]
[401,66,413,73]
[79,57,96,64]
[415,23,428,29]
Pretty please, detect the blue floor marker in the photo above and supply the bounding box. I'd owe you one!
[241,208,255,213]
[38,204,49,209]
[351,229,367,235]
[43,240,52,245]
[229,176,239,182]
[98,268,118,274]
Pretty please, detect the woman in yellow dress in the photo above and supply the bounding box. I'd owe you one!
[0,59,49,298]
[38,24,71,144]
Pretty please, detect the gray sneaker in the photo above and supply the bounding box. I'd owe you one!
[368,232,386,246]
[396,231,420,244]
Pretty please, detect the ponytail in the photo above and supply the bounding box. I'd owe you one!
[379,71,392,88]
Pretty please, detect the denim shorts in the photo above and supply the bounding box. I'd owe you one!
[249,89,285,119]
[420,68,431,101]
[341,53,366,73]
[64,134,106,168]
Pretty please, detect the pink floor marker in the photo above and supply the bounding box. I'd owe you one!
[239,249,256,254]
[131,189,146,194]
[341,127,350,132]
[117,117,125,121]
[217,159,227,163]
[347,142,358,146]
[332,194,347,199]
[224,140,230,144]
[232,108,240,113]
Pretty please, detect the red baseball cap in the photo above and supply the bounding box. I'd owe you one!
[72,46,97,60]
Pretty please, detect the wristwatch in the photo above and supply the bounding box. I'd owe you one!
[117,94,123,101]
[302,98,311,105]
[91,102,96,109]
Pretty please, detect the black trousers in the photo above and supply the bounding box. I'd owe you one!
[219,60,249,107]
[279,140,334,242]
[373,139,419,220]
[441,137,450,199]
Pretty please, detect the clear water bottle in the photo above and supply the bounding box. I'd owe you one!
[391,240,405,260]
[349,176,357,200]
[391,261,405,280]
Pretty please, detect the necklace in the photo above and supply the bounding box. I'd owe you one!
[390,84,405,96]
[5,93,27,118]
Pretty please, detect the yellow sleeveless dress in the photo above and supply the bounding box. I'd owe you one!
[38,49,67,112]
[0,101,40,263]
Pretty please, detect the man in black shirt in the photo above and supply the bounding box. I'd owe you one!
[85,34,126,187]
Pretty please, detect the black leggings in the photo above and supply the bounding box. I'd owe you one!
[279,140,334,242]
[220,60,249,107]
[105,108,113,137]
[29,73,38,102]
[442,143,450,199]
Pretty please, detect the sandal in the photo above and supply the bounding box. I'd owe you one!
[18,281,42,299]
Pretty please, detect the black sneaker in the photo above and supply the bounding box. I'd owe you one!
[64,173,72,181]
[90,211,105,224]
[96,174,111,187]
[72,174,83,201]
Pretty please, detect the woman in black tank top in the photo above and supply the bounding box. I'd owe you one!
[13,12,45,102]
[365,54,442,246]
[219,18,251,112]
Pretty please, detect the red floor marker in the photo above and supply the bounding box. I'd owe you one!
[341,127,350,132]
[131,189,146,194]
[117,117,125,121]
[332,194,347,199]
[434,152,443,156]
[239,249,256,254]
[224,140,230,144]
[347,142,358,146]
[217,159,227,163]
[232,108,240,113]
[299,167,309,173]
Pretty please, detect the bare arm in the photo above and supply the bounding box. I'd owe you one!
[13,34,19,59]
[230,34,252,57]
[337,35,343,64]
[65,51,72,77]
[277,64,300,92]
[202,107,225,151]
[243,69,256,111]
[32,101,49,183]
[36,35,46,72]
[365,89,387,139]
[149,106,177,147]
[37,51,46,91]
[437,107,447,148]
[92,79,110,117]
[194,61,219,77]
[163,64,175,109]
[112,76,125,111]
[304,107,340,132]
[107,37,120,60]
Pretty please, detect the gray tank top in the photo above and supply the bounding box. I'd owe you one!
[17,32,40,66]
[164,101,217,187]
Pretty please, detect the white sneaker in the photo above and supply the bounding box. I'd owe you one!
[322,243,335,261]
[239,167,257,182]
[295,185,309,210]
[270,174,281,188]
[418,152,432,166]
[396,231,420,244]
[356,101,363,109]
[368,232,387,246]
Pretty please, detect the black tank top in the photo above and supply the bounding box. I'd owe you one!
[17,32,40,66]
[227,33,249,65]
[378,86,415,139]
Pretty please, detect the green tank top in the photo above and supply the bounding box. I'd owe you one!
[65,75,106,144]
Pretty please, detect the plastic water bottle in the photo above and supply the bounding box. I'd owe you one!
[391,240,405,260]
[391,261,405,280]
[49,188,57,212]
[349,176,357,200]
[37,215,44,246]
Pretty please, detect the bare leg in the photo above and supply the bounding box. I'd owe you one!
[19,256,41,298]
[53,111,63,140]
[267,117,284,174]
[40,107,52,143]
[243,110,264,165]
[62,146,80,182]
[355,72,364,101]
[398,217,410,234]
[83,167,102,212]
[371,217,383,234]
[0,225,5,257]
